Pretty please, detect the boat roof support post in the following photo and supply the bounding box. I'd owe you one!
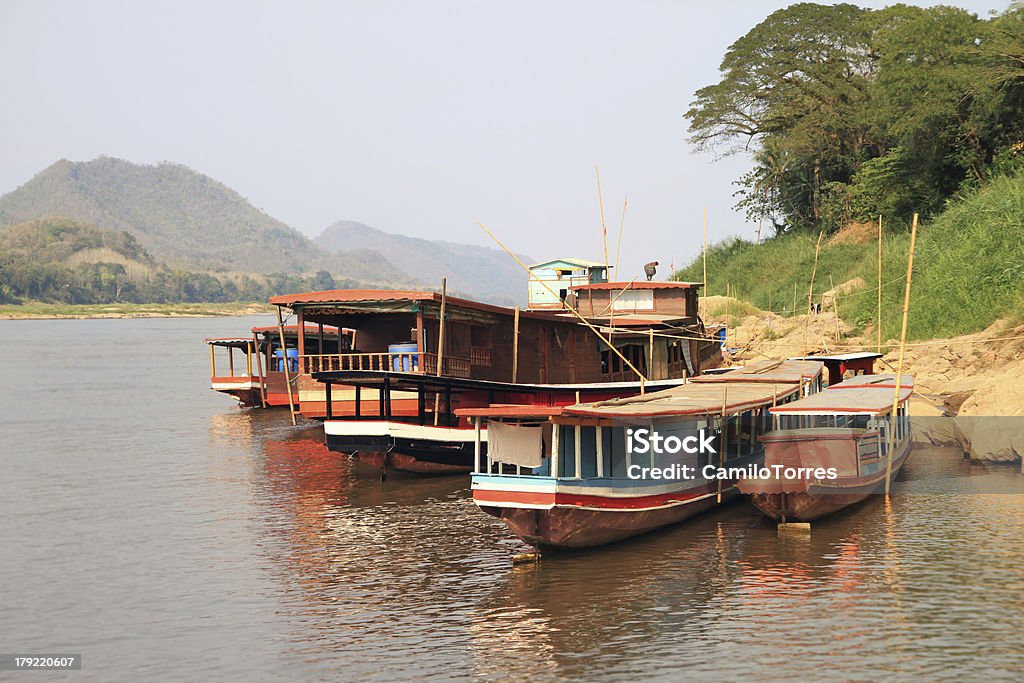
[551,420,560,478]
[574,425,582,480]
[276,304,297,426]
[254,332,267,408]
[473,418,482,473]
[596,426,604,478]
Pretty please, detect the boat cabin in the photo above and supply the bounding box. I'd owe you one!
[205,324,350,407]
[527,258,611,310]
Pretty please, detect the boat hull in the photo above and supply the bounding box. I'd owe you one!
[742,440,911,522]
[325,420,485,475]
[479,491,727,548]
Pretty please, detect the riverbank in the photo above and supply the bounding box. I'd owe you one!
[0,302,274,319]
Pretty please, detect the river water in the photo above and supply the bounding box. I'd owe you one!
[2,316,1023,681]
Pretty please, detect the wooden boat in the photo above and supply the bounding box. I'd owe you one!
[737,373,914,522]
[314,371,690,474]
[460,359,825,548]
[205,324,350,407]
[271,275,724,473]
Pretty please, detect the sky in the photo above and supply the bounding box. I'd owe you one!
[0,0,1007,280]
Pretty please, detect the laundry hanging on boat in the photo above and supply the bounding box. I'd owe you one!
[488,422,544,468]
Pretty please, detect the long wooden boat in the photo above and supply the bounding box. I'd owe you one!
[737,373,914,522]
[205,324,350,407]
[313,370,691,474]
[460,359,825,548]
[271,277,724,473]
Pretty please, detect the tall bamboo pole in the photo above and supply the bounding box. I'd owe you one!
[477,221,648,388]
[885,213,918,496]
[614,197,628,275]
[830,274,841,342]
[877,214,883,353]
[512,305,520,382]
[434,277,447,425]
[596,166,609,270]
[276,305,297,426]
[803,231,824,355]
[702,207,708,316]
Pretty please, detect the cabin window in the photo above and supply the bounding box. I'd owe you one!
[611,289,655,312]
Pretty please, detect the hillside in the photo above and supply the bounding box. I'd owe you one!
[0,157,407,284]
[315,221,531,306]
[674,173,1024,343]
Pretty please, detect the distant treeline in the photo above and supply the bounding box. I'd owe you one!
[686,2,1024,234]
[0,219,344,305]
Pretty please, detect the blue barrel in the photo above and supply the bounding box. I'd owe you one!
[717,327,727,348]
[389,342,419,371]
[274,348,300,372]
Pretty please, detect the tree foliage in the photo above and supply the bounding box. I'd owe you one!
[686,2,1024,234]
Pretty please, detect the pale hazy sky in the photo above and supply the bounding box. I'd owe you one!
[0,0,1005,279]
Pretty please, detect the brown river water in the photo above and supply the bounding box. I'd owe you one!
[2,316,1024,681]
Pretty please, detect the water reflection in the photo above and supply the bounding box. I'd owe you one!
[208,408,1024,681]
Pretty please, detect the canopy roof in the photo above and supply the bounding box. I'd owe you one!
[564,378,805,419]
[770,374,914,415]
[571,281,702,291]
[691,359,824,385]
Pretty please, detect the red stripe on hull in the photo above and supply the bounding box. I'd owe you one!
[473,485,717,510]
[480,492,730,548]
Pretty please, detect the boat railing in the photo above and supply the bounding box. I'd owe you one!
[300,352,472,378]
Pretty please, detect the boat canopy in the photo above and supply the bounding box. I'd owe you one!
[769,374,914,416]
[690,359,824,385]
[562,360,823,419]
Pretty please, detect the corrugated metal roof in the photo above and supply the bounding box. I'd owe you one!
[572,281,702,291]
[691,359,824,384]
[564,378,807,418]
[529,257,609,269]
[770,374,914,415]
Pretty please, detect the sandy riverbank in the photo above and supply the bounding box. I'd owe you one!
[0,302,274,319]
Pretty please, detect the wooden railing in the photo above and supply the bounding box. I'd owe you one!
[470,346,492,366]
[301,352,472,378]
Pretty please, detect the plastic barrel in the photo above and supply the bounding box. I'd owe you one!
[389,342,419,371]
[274,348,300,372]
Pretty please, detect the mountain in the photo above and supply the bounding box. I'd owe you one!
[0,157,406,284]
[315,221,531,306]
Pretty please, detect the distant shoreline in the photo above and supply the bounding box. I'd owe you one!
[0,302,274,320]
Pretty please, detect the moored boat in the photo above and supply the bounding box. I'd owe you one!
[737,373,914,522]
[205,324,350,407]
[460,359,825,548]
[272,266,724,473]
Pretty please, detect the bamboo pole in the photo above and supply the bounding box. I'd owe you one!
[253,333,267,408]
[477,222,648,388]
[877,214,883,353]
[830,274,841,343]
[885,213,918,496]
[276,305,297,426]
[725,283,730,350]
[434,277,447,426]
[596,166,609,270]
[803,230,824,355]
[209,343,216,378]
[246,341,253,377]
[792,282,797,317]
[718,385,728,503]
[512,305,520,382]
[702,207,708,317]
[648,328,655,379]
[614,196,628,275]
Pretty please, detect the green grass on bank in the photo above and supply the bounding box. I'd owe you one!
[0,301,274,319]
[674,173,1024,341]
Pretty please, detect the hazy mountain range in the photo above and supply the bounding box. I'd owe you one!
[0,157,529,304]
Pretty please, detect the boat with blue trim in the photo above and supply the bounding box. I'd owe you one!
[459,359,825,548]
